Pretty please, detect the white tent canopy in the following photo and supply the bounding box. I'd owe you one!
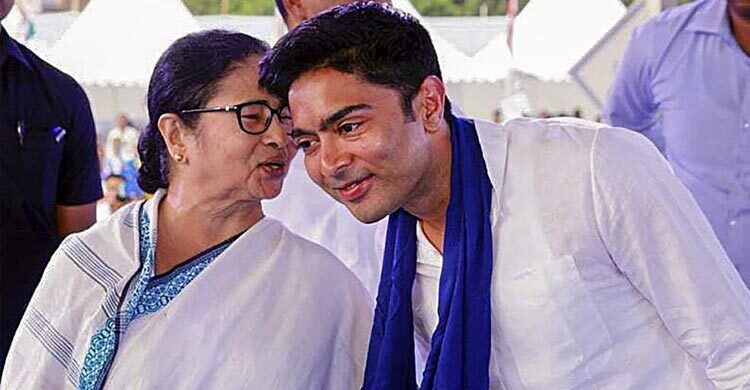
[470,33,513,83]
[570,0,663,109]
[4,4,32,44]
[28,0,513,122]
[511,0,626,81]
[46,0,200,123]
[392,0,509,83]
[49,0,199,87]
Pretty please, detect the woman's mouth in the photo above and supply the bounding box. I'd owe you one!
[259,160,287,178]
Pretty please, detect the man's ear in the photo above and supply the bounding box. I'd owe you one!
[415,75,447,133]
[282,0,305,29]
[157,113,190,164]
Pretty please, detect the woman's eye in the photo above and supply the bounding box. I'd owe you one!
[339,122,360,133]
[242,114,262,122]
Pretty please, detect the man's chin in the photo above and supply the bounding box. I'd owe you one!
[345,203,391,224]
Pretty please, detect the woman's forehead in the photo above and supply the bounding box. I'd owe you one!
[211,58,280,105]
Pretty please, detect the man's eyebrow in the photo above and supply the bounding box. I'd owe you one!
[289,104,373,139]
[320,104,372,131]
[289,128,315,139]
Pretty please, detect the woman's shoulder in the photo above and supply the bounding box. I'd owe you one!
[266,217,371,298]
[71,200,142,244]
[54,200,143,279]
[271,218,351,267]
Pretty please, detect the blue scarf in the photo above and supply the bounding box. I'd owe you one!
[363,116,494,389]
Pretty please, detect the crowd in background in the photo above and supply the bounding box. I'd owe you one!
[96,113,144,219]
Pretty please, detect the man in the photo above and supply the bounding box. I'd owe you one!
[275,0,354,29]
[260,3,750,388]
[604,0,750,286]
[104,113,141,198]
[0,0,102,368]
[103,113,139,175]
[102,174,129,214]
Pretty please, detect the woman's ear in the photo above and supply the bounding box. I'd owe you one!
[158,113,190,164]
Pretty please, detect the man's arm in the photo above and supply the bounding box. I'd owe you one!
[602,27,665,153]
[55,82,103,233]
[56,203,97,237]
[592,127,750,388]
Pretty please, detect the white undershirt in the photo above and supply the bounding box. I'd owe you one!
[412,222,443,368]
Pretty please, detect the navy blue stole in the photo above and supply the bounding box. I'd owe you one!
[363,116,494,389]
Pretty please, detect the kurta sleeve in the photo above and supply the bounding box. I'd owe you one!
[591,127,750,389]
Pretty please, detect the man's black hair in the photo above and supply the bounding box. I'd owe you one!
[259,1,452,121]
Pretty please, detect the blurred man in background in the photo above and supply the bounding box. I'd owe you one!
[104,112,142,199]
[275,0,354,29]
[0,0,102,368]
[605,0,750,286]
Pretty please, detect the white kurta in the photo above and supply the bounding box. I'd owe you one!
[411,117,750,389]
[1,191,373,389]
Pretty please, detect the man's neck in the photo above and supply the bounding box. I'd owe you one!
[404,124,452,254]
[730,4,750,56]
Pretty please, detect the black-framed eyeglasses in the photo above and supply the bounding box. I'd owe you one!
[179,100,292,135]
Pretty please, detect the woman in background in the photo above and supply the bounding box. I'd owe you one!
[2,30,372,389]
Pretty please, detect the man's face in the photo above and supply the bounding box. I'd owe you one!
[298,0,350,21]
[287,68,432,223]
[285,0,390,29]
[729,0,750,21]
[0,0,14,22]
[104,177,125,202]
[116,114,128,128]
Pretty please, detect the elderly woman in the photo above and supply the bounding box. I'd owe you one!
[1,30,372,389]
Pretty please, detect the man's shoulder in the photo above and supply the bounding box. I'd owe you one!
[636,0,709,39]
[18,43,89,104]
[269,217,372,303]
[502,117,602,150]
[500,117,651,168]
[69,201,140,244]
[272,218,357,272]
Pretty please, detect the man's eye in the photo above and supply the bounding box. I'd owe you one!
[340,123,360,133]
[295,138,317,151]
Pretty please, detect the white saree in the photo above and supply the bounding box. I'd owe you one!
[1,190,373,389]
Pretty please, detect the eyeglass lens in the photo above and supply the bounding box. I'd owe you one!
[239,104,292,134]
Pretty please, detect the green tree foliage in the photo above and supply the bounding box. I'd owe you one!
[184,0,274,15]
[409,0,530,17]
[183,0,694,17]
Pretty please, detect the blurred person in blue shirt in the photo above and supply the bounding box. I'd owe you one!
[605,0,750,286]
[0,0,102,368]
